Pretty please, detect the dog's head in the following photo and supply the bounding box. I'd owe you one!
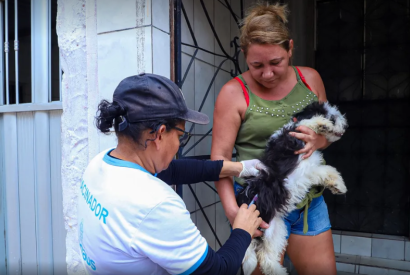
[293,101,348,142]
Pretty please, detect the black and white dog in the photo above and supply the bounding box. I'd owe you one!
[236,102,348,275]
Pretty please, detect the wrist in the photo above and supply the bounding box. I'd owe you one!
[320,135,330,149]
[237,162,244,177]
[226,206,239,218]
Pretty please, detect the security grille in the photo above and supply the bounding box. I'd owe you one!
[316,0,410,236]
[0,0,60,106]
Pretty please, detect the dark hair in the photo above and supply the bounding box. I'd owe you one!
[95,99,184,147]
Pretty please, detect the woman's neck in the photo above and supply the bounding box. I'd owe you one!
[110,140,157,174]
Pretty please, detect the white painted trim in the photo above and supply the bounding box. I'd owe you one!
[0,102,63,113]
[3,113,22,274]
[16,112,38,273]
[32,0,51,104]
[0,116,8,274]
[34,111,54,275]
[49,110,67,275]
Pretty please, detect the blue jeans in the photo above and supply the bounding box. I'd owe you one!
[233,182,331,239]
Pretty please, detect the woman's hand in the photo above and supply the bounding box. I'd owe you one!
[290,125,329,159]
[239,159,267,178]
[227,206,269,238]
[232,204,262,238]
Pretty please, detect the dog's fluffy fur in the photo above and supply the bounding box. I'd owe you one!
[236,102,348,275]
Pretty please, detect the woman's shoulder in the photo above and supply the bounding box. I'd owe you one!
[214,76,249,122]
[297,66,322,84]
[216,76,248,107]
[220,77,245,95]
[295,66,326,100]
[296,66,322,82]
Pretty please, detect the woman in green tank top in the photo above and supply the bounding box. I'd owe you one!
[211,3,337,275]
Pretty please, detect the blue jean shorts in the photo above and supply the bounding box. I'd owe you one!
[234,182,331,239]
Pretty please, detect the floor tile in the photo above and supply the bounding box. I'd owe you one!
[341,236,372,257]
[372,239,405,260]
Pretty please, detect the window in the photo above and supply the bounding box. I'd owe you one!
[0,0,60,106]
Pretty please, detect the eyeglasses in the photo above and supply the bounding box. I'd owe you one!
[173,126,192,147]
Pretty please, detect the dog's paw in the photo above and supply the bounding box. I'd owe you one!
[316,120,334,135]
[326,174,347,194]
[298,116,334,135]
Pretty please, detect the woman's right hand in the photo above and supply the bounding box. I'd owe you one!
[228,205,269,238]
[232,204,263,238]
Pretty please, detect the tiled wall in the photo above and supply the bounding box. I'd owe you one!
[180,0,253,250]
[285,231,410,274]
[334,231,410,275]
[333,231,410,261]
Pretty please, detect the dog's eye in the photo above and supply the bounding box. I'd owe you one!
[330,116,336,124]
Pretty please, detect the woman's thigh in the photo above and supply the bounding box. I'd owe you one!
[286,230,336,275]
[284,196,335,275]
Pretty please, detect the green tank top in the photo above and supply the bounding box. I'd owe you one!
[234,66,318,185]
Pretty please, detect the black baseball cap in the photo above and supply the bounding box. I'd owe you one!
[113,73,209,125]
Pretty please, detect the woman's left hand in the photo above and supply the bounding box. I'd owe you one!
[289,125,329,159]
[239,159,267,178]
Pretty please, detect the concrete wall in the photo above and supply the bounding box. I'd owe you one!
[57,0,171,273]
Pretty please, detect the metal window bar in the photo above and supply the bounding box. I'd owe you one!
[30,0,33,102]
[1,0,61,105]
[0,2,4,106]
[315,0,410,235]
[174,0,244,257]
[59,51,62,101]
[14,0,18,104]
[177,0,243,143]
[48,0,51,102]
[4,0,9,104]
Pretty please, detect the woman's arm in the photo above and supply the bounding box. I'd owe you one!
[137,197,261,275]
[219,161,243,178]
[192,204,262,275]
[157,159,261,185]
[211,80,248,227]
[157,159,224,185]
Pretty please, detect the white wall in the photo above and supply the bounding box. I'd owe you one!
[57,0,171,273]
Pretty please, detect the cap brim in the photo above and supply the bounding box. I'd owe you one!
[180,109,210,125]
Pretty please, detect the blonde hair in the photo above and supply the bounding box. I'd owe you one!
[240,2,290,55]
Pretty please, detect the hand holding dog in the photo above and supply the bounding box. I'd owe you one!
[228,206,269,238]
[290,125,329,159]
[239,159,267,178]
[232,204,263,238]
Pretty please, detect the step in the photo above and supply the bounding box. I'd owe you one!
[335,253,410,274]
[284,258,356,275]
[332,231,410,262]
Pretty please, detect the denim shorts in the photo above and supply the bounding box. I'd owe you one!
[234,182,331,239]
